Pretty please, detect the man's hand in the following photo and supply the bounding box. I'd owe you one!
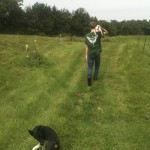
[85,45,88,63]
[101,27,108,35]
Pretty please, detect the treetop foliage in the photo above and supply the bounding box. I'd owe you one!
[0,0,150,36]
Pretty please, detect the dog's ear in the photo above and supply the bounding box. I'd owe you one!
[28,130,34,136]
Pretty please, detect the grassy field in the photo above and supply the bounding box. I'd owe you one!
[0,34,150,150]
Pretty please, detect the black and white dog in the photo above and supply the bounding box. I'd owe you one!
[28,125,60,150]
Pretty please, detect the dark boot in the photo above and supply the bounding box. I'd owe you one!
[93,77,98,80]
[88,75,92,86]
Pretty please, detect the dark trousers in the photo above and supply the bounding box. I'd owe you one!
[88,52,100,79]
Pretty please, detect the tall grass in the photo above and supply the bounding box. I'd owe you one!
[0,35,149,150]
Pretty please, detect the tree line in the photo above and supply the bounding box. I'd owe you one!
[0,0,150,36]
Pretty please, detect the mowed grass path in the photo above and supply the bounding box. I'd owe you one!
[0,35,150,150]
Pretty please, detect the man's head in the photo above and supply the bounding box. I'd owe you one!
[89,21,97,29]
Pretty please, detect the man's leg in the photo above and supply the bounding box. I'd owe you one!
[88,55,94,86]
[94,53,100,80]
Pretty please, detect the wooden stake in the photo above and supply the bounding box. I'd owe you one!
[142,37,147,54]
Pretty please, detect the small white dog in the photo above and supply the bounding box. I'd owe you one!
[95,25,103,33]
[95,24,108,35]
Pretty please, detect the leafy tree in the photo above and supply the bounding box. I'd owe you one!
[71,8,90,36]
[31,3,53,35]
[0,1,150,36]
[59,9,72,34]
[0,0,24,33]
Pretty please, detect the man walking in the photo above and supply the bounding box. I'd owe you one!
[85,21,108,86]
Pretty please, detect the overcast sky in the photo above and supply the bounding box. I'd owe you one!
[23,0,150,21]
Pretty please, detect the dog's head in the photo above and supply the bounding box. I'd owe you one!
[95,25,102,33]
[28,126,44,141]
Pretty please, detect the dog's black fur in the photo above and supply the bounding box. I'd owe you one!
[28,125,60,150]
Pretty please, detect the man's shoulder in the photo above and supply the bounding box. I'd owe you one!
[85,32,91,37]
[85,32,97,38]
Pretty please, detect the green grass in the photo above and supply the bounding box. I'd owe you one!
[0,34,150,150]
